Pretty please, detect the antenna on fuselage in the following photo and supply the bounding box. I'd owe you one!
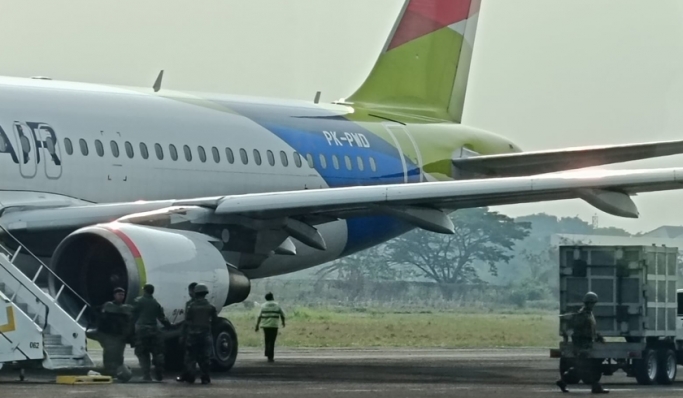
[313,91,321,104]
[153,70,164,92]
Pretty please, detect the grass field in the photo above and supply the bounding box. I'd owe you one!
[88,308,560,349]
[230,307,559,348]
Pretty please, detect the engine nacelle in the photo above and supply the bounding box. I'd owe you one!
[48,222,250,325]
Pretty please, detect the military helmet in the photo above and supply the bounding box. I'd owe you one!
[194,283,209,294]
[116,364,132,382]
[583,291,599,304]
[113,287,125,294]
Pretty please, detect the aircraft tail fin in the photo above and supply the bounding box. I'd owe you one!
[345,0,481,123]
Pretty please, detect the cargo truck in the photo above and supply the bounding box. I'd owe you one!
[550,245,683,385]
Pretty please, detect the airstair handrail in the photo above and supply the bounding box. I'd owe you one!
[0,225,93,323]
[0,256,50,330]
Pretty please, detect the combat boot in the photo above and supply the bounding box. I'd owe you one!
[201,376,211,385]
[592,384,609,394]
[556,379,569,393]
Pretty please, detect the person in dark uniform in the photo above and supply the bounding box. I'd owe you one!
[132,284,172,381]
[176,282,198,383]
[556,291,609,394]
[183,283,217,385]
[255,292,285,363]
[99,287,133,379]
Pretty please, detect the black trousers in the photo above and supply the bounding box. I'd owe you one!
[263,328,278,360]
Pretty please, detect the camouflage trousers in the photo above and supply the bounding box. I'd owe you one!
[100,334,127,376]
[134,327,165,379]
[184,332,212,380]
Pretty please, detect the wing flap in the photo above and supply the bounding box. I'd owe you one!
[452,139,683,177]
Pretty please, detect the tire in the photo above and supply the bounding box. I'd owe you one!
[211,317,238,372]
[164,335,185,372]
[559,358,581,384]
[656,349,677,385]
[634,349,658,385]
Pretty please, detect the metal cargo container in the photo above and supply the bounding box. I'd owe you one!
[559,245,678,338]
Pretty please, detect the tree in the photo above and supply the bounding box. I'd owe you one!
[386,207,531,300]
[315,244,399,301]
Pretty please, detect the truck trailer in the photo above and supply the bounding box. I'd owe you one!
[550,245,683,385]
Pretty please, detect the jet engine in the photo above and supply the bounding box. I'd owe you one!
[47,222,251,325]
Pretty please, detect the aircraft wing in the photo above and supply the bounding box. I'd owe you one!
[452,139,683,177]
[2,168,683,250]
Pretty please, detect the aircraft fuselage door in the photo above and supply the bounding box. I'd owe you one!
[13,122,37,178]
[33,123,63,179]
[383,123,423,183]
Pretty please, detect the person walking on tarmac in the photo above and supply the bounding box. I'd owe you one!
[556,291,609,394]
[176,282,197,383]
[99,287,133,380]
[255,292,285,363]
[132,284,172,382]
[183,283,218,385]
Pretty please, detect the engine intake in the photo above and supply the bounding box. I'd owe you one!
[48,223,250,325]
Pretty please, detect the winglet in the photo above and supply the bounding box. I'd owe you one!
[153,70,164,92]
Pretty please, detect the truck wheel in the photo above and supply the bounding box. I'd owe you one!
[559,358,580,384]
[634,349,658,385]
[655,349,677,385]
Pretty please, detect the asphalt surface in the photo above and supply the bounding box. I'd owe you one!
[2,348,683,397]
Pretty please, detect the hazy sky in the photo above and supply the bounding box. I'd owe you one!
[1,0,683,234]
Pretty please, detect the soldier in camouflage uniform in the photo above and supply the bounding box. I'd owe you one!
[182,283,218,385]
[99,287,133,379]
[176,282,198,383]
[132,284,172,381]
[556,291,609,394]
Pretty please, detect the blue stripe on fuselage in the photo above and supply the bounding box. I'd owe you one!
[213,100,420,254]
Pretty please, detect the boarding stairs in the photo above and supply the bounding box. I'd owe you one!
[0,225,94,371]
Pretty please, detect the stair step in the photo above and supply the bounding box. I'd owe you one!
[45,345,73,356]
[44,334,62,345]
[16,302,29,313]
[44,357,93,370]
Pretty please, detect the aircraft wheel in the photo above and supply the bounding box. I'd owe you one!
[212,317,238,372]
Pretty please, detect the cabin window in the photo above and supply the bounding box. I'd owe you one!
[198,146,207,163]
[140,143,149,159]
[212,147,220,163]
[306,153,314,168]
[95,140,104,157]
[240,148,248,164]
[319,154,327,169]
[369,156,377,172]
[110,141,120,158]
[267,150,275,166]
[64,138,73,155]
[184,145,192,162]
[225,148,235,164]
[357,156,364,171]
[155,143,164,160]
[169,144,178,161]
[293,152,302,167]
[253,149,262,165]
[125,141,134,158]
[332,155,340,170]
[79,139,89,156]
[280,151,289,167]
[344,155,352,170]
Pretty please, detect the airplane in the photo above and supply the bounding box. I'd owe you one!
[2,0,683,371]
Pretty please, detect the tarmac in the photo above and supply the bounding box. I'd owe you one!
[1,348,683,397]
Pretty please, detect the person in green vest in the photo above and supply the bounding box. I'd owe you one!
[255,292,286,363]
